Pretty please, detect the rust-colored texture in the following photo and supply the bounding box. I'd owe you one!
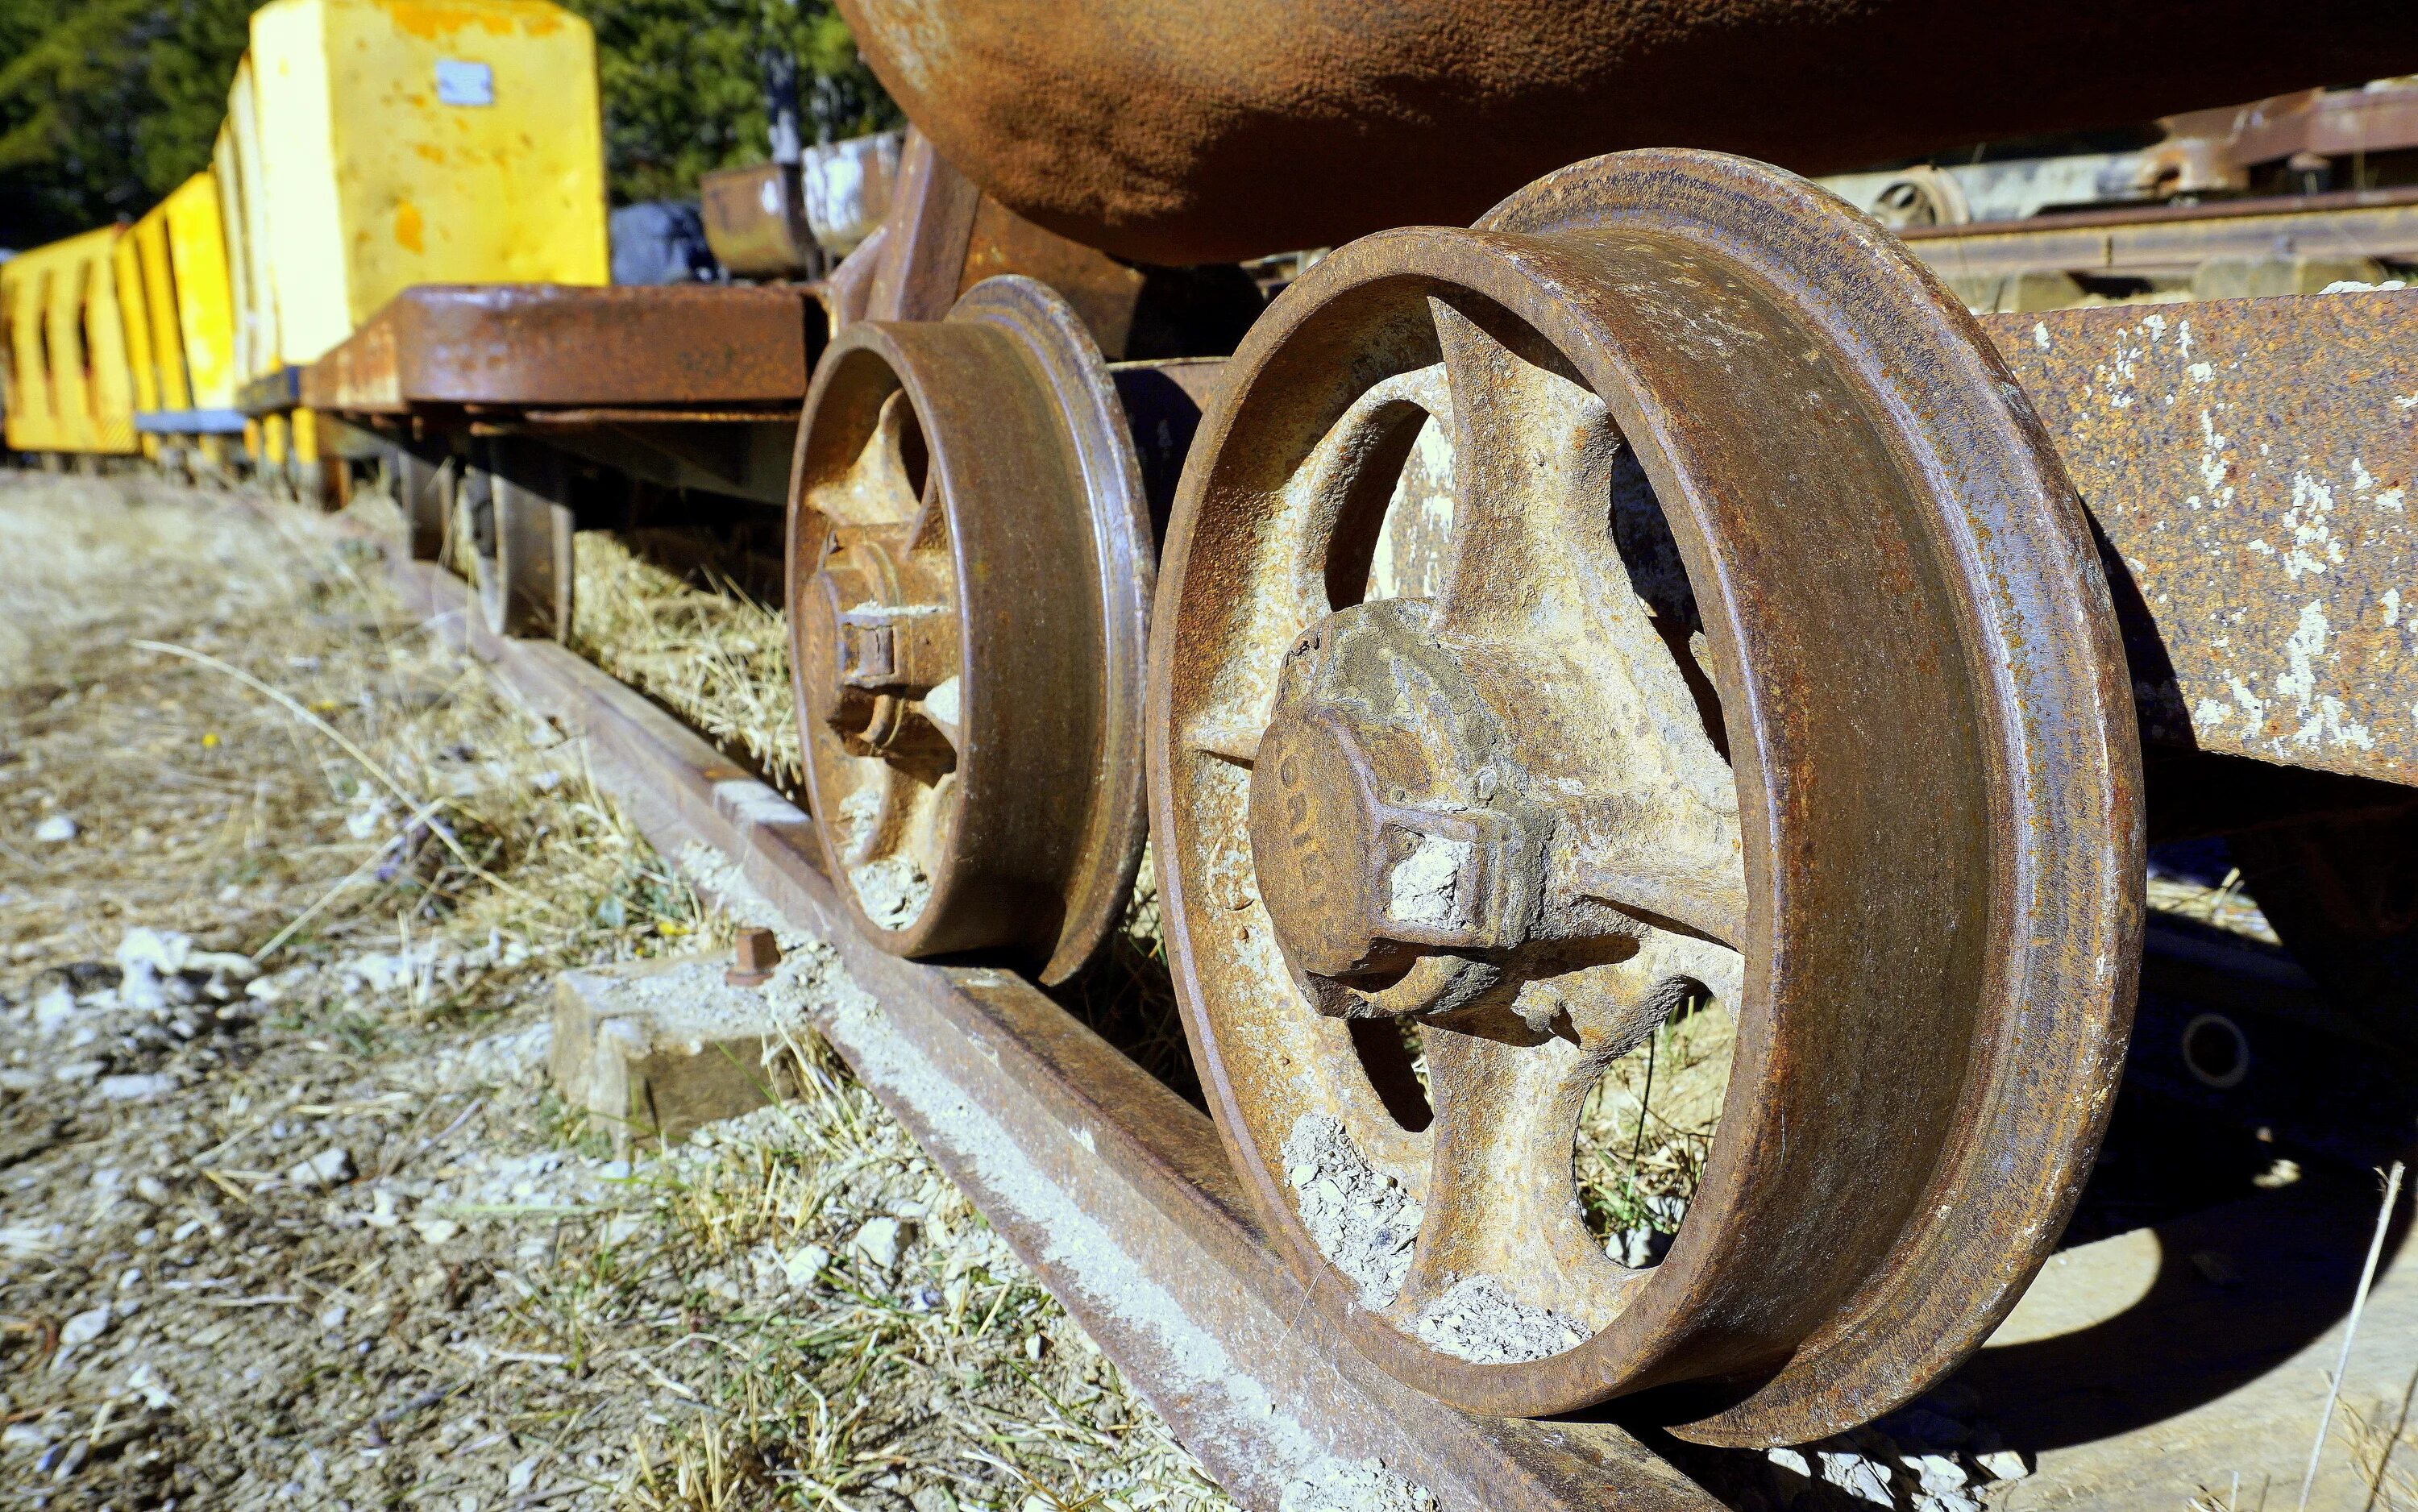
[1907,188,2418,281]
[1149,150,2139,1442]
[300,284,819,413]
[837,0,2418,262]
[1982,291,2418,787]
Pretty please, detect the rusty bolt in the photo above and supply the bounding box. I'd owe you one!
[726,927,783,987]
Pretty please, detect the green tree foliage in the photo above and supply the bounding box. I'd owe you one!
[563,0,896,206]
[0,0,893,248]
[0,0,252,244]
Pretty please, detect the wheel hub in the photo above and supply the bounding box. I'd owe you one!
[1248,600,1543,1015]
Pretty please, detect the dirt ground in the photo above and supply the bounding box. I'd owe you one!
[0,474,1228,1511]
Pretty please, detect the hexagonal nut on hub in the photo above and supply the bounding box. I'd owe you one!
[1246,606,1539,1011]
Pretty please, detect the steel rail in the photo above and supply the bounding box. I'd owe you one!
[387,559,1718,1512]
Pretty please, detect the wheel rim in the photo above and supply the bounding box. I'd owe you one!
[787,275,1153,982]
[1146,150,2142,1443]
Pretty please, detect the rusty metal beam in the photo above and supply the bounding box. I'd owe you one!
[1981,290,2418,787]
[384,557,1717,1512]
[301,285,822,414]
[1907,189,2418,280]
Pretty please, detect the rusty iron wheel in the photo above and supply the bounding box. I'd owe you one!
[459,440,575,642]
[1145,149,2144,1443]
[787,275,1153,983]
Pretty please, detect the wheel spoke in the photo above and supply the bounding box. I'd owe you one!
[1181,364,1452,766]
[1398,1029,1639,1347]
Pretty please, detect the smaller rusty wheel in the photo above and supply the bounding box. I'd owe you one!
[1149,151,2142,1443]
[458,439,575,642]
[787,275,1153,982]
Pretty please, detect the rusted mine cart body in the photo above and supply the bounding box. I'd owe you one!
[836,0,2418,262]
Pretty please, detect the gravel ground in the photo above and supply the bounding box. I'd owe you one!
[0,474,1228,1512]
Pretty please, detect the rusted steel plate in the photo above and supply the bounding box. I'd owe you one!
[301,285,821,414]
[1907,189,2418,280]
[387,557,1718,1512]
[1983,290,2418,787]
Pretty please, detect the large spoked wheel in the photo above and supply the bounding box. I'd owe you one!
[1146,151,2143,1443]
[787,275,1153,983]
[458,439,575,642]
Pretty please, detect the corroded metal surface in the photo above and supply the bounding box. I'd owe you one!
[787,276,1154,983]
[299,284,821,413]
[1149,150,2142,1443]
[390,556,1718,1512]
[1982,291,2418,787]
[838,0,2418,263]
[457,439,575,642]
[1906,188,2418,280]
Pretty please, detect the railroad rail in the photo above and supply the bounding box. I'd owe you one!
[385,558,1716,1512]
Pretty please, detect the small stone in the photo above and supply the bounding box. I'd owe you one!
[1909,1452,1969,1493]
[1767,1448,1813,1478]
[783,1243,833,1290]
[411,1217,462,1246]
[909,1487,959,1512]
[123,1361,177,1409]
[34,815,77,843]
[507,1459,538,1494]
[0,1423,45,1451]
[59,1304,111,1349]
[31,984,75,1033]
[1818,1451,1895,1507]
[98,1074,177,1102]
[363,1190,401,1229]
[287,1147,355,1189]
[52,1060,104,1083]
[1975,1449,2030,1482]
[850,1216,906,1270]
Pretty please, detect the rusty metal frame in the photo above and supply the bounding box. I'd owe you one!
[1978,289,2418,789]
[387,556,1719,1512]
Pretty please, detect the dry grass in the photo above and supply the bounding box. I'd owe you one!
[0,473,1226,1511]
[1572,1000,1734,1252]
[571,533,804,796]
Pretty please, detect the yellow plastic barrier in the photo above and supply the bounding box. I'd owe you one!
[2,228,140,457]
[164,172,242,419]
[246,0,608,367]
[111,231,165,459]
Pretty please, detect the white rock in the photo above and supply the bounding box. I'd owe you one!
[123,1361,177,1409]
[412,1217,462,1246]
[118,963,168,1012]
[288,1147,355,1188]
[850,1216,905,1270]
[1767,1448,1813,1478]
[507,1458,538,1494]
[52,1060,105,1083]
[1,1423,46,1450]
[783,1244,833,1290]
[1975,1449,2030,1482]
[99,1074,177,1102]
[363,1190,401,1229]
[0,1069,39,1091]
[116,928,193,975]
[31,983,76,1033]
[59,1305,111,1349]
[1911,1452,1969,1493]
[1818,1451,1896,1507]
[133,1175,170,1205]
[34,814,77,843]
